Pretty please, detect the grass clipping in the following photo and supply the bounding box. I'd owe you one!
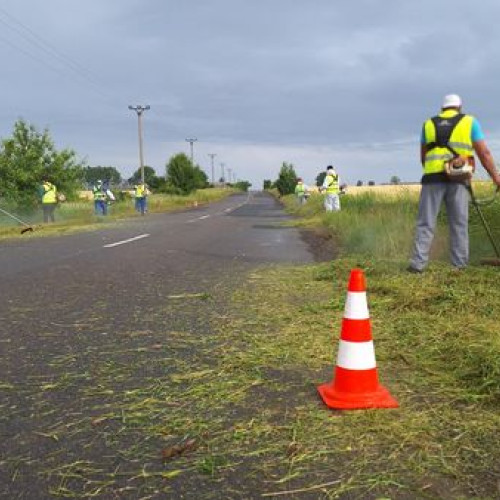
[4,259,500,499]
[215,258,500,499]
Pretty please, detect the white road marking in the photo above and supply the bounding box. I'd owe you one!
[103,234,150,248]
[187,214,210,223]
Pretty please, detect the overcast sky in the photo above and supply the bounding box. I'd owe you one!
[2,1,500,188]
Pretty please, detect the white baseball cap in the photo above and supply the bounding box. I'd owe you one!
[442,94,462,108]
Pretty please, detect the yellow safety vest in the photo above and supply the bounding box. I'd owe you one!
[42,182,57,204]
[423,110,474,175]
[135,184,146,198]
[325,173,339,194]
[295,183,305,195]
[93,185,107,201]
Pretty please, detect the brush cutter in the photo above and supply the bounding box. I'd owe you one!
[0,207,34,234]
[466,184,500,266]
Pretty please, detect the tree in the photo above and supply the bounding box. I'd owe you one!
[84,166,122,186]
[166,153,208,194]
[193,165,208,189]
[275,162,298,196]
[368,180,376,186]
[356,180,363,186]
[0,119,84,207]
[390,175,401,185]
[263,179,272,190]
[235,181,252,192]
[128,166,162,189]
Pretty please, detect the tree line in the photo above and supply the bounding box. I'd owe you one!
[0,119,245,208]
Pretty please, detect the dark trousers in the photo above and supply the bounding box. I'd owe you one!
[42,203,56,223]
[136,197,146,215]
[94,200,107,215]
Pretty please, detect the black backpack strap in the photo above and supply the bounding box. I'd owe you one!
[426,113,465,156]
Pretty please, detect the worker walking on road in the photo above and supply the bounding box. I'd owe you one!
[295,178,308,205]
[322,165,341,212]
[408,94,500,273]
[40,177,58,223]
[134,181,148,215]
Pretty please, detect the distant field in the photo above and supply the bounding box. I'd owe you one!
[345,183,421,196]
[344,180,494,197]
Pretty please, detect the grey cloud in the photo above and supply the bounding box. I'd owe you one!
[2,0,500,188]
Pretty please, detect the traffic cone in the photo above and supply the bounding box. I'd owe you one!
[317,268,398,410]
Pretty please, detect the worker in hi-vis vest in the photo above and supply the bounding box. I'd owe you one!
[40,177,58,223]
[408,94,500,273]
[294,178,308,205]
[134,182,148,215]
[93,180,115,216]
[321,165,340,212]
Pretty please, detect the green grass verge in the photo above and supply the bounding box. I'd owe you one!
[0,188,238,239]
[280,183,500,265]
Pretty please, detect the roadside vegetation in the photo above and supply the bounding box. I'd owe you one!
[3,185,499,499]
[280,182,500,265]
[0,188,238,239]
[0,118,248,239]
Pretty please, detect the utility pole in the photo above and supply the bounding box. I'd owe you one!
[185,138,198,165]
[227,168,232,185]
[208,153,217,185]
[128,104,150,184]
[220,162,225,184]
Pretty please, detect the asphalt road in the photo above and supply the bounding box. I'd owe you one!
[0,191,315,499]
[0,191,312,278]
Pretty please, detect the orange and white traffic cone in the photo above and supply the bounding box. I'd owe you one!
[317,268,398,410]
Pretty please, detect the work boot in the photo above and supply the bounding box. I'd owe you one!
[406,265,423,274]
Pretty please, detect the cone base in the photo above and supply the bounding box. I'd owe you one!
[317,382,399,410]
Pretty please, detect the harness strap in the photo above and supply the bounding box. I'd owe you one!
[426,113,465,157]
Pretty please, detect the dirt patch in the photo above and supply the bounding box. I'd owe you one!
[300,228,338,262]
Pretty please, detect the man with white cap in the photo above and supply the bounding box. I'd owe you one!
[408,94,500,272]
[321,165,341,212]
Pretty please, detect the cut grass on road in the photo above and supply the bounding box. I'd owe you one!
[3,259,499,499]
[2,188,500,499]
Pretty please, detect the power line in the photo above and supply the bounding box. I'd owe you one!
[0,6,114,102]
[0,32,64,76]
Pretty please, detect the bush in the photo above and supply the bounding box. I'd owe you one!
[0,119,84,208]
[275,162,297,196]
[166,153,208,194]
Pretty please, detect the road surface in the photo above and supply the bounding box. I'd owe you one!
[0,192,316,499]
